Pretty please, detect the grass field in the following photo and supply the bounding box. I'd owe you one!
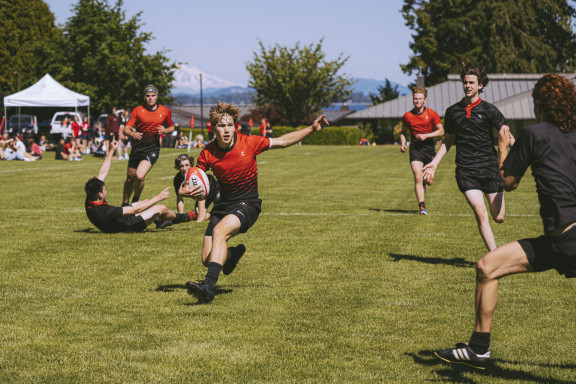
[0,145,574,383]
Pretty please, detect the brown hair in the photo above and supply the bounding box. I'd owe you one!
[412,87,427,98]
[532,74,576,133]
[460,60,489,93]
[174,153,193,170]
[209,101,240,127]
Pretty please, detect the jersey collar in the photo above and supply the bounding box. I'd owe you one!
[461,98,482,118]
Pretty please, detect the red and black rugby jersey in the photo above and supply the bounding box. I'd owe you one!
[85,199,124,233]
[402,107,441,137]
[196,134,270,203]
[127,105,174,153]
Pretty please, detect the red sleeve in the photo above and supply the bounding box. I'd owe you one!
[127,107,139,127]
[163,108,174,127]
[196,148,210,172]
[248,134,270,155]
[429,109,442,126]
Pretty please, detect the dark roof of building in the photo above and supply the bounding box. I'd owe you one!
[348,73,576,120]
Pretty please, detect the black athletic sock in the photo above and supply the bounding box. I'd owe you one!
[205,262,223,284]
[173,210,196,224]
[469,331,490,354]
[131,196,140,204]
[419,202,426,211]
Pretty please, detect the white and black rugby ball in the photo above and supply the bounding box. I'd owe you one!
[185,167,210,201]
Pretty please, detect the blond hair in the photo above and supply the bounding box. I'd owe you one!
[412,87,427,98]
[209,101,240,127]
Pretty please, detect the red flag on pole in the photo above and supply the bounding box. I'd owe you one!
[190,116,195,128]
[0,116,4,133]
[248,117,253,128]
[260,118,267,136]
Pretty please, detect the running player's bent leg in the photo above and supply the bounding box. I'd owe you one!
[133,160,153,201]
[410,161,426,205]
[486,191,505,223]
[123,167,137,204]
[209,214,241,266]
[474,241,531,333]
[464,189,497,251]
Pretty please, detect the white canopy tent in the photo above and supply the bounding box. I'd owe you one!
[3,74,90,133]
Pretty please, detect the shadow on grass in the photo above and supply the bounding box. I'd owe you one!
[389,253,475,268]
[369,208,419,214]
[155,284,233,305]
[74,228,102,233]
[74,227,192,234]
[407,350,576,383]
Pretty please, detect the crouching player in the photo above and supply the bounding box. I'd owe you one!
[156,153,221,229]
[84,139,194,233]
[184,101,329,303]
[434,74,576,369]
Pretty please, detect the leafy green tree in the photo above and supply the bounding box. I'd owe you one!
[369,79,400,106]
[246,40,354,126]
[0,0,61,99]
[401,0,576,86]
[54,0,177,113]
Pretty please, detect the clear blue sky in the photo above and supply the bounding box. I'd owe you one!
[44,0,414,87]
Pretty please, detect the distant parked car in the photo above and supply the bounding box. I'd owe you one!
[49,111,84,139]
[7,115,38,137]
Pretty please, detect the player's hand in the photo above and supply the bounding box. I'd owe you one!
[109,138,119,151]
[157,125,167,135]
[180,184,204,201]
[132,131,143,140]
[414,133,425,141]
[157,187,170,201]
[400,144,406,153]
[422,163,437,185]
[312,115,329,131]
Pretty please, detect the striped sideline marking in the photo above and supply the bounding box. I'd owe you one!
[0,209,539,218]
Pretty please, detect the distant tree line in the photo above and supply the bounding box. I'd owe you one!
[0,0,176,114]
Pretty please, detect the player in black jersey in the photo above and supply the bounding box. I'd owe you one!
[423,61,514,251]
[434,74,576,369]
[156,154,221,229]
[84,139,193,233]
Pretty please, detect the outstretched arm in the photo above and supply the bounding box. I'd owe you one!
[422,133,454,185]
[97,139,118,181]
[269,116,329,149]
[122,187,170,216]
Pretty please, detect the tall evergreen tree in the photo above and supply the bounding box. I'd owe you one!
[246,40,354,126]
[55,0,177,113]
[369,79,400,106]
[401,0,576,85]
[0,0,60,98]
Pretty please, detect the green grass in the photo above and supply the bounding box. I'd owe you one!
[0,145,574,383]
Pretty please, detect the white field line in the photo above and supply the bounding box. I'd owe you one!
[0,209,539,217]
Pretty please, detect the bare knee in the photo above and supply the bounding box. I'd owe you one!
[476,258,496,282]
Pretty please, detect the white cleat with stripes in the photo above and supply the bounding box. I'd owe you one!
[434,343,490,369]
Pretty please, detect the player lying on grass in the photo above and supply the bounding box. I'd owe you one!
[423,61,514,251]
[84,139,194,233]
[156,154,221,229]
[434,74,576,370]
[183,101,329,303]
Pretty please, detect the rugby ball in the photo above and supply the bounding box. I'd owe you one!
[185,167,210,201]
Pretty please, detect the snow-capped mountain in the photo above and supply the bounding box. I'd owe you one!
[171,64,244,94]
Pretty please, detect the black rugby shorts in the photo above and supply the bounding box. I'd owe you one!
[518,225,576,278]
[455,165,503,194]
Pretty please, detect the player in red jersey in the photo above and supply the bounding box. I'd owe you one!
[183,101,329,303]
[122,85,175,206]
[400,87,444,215]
